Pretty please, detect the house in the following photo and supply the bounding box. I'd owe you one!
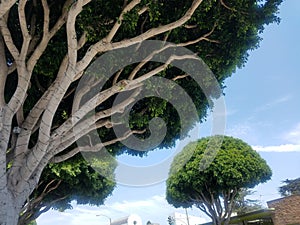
[170,212,207,225]
[200,209,274,225]
[111,214,143,225]
[200,194,300,225]
[267,194,300,225]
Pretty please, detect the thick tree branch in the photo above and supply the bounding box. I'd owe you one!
[220,0,237,12]
[177,23,220,47]
[113,69,124,84]
[28,195,69,223]
[26,0,72,73]
[195,189,220,223]
[33,1,90,150]
[53,52,195,145]
[51,119,113,158]
[6,1,74,163]
[21,193,68,225]
[22,0,90,180]
[14,61,73,188]
[192,194,215,220]
[0,1,16,18]
[52,79,142,142]
[51,87,141,155]
[41,0,50,35]
[105,0,141,42]
[14,56,69,166]
[54,52,197,151]
[18,0,31,60]
[66,0,90,67]
[76,0,204,72]
[0,14,19,59]
[50,129,145,163]
[128,43,173,80]
[184,24,198,29]
[0,34,7,106]
[129,24,217,80]
[77,31,87,50]
[172,74,189,81]
[134,54,198,83]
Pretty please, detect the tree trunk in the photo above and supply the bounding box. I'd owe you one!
[0,187,20,225]
[211,217,231,225]
[223,219,230,225]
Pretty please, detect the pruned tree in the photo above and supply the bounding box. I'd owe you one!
[166,136,272,225]
[279,177,300,197]
[0,0,281,224]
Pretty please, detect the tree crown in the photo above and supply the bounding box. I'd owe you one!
[166,135,272,208]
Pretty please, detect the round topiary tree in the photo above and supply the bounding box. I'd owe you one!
[166,135,272,225]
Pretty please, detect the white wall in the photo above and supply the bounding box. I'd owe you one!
[172,212,206,225]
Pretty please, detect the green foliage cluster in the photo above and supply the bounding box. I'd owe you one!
[6,0,282,155]
[35,155,115,210]
[279,177,300,197]
[20,155,115,224]
[19,155,116,225]
[166,135,272,209]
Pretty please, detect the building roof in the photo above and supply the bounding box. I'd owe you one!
[267,194,300,206]
[200,209,275,225]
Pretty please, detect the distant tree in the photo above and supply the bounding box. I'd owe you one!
[166,136,272,225]
[167,216,175,225]
[233,188,263,215]
[279,177,300,196]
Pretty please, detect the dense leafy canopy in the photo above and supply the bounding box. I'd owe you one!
[166,136,272,225]
[5,0,282,154]
[279,177,300,197]
[18,155,115,225]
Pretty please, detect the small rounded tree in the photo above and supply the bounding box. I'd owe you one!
[166,135,272,225]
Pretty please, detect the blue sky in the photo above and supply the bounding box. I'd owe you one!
[37,1,300,224]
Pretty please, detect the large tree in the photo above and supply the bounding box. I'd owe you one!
[166,136,272,225]
[0,0,281,224]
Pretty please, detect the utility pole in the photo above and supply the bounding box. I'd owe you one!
[185,209,190,225]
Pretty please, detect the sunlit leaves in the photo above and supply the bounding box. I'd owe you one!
[166,136,272,209]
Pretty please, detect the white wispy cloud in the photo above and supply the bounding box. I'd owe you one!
[98,195,209,223]
[255,95,292,112]
[37,195,209,225]
[226,123,253,137]
[283,123,300,144]
[253,144,300,152]
[225,122,259,144]
[251,123,300,152]
[106,195,173,219]
[225,121,300,153]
